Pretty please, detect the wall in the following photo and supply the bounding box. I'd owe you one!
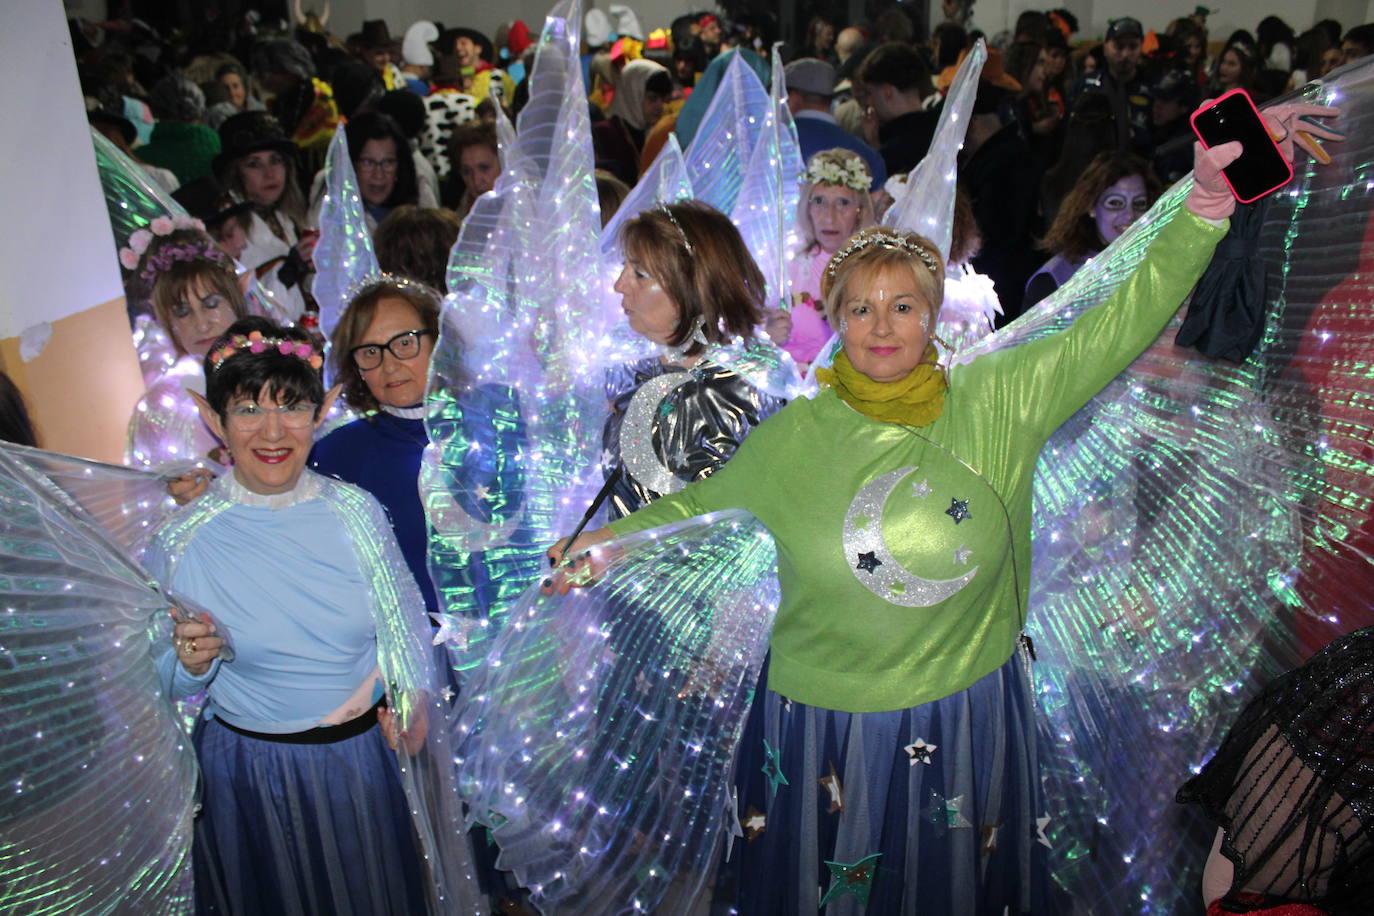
[4,0,145,460]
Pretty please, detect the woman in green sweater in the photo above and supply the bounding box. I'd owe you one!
[548,140,1238,913]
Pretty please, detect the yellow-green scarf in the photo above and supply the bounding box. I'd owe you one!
[814,345,946,427]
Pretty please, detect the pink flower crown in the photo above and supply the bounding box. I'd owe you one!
[209,330,324,372]
[118,214,229,281]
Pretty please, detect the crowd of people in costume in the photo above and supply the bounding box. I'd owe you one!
[3,3,1374,915]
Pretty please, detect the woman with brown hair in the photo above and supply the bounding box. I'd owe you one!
[603,200,785,518]
[215,111,317,319]
[449,122,501,219]
[373,205,463,292]
[1024,150,1163,310]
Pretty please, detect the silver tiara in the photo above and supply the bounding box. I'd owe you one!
[658,204,695,255]
[825,229,941,279]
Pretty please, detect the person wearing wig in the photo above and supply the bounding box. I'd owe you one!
[548,141,1241,911]
[785,148,877,369]
[593,58,673,185]
[148,316,437,913]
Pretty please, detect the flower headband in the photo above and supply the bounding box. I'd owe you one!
[209,329,324,372]
[118,214,228,281]
[825,229,943,281]
[804,156,871,193]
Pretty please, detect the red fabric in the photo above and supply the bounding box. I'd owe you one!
[507,21,532,57]
[1207,894,1327,916]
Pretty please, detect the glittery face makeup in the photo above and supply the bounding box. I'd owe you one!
[357,297,435,409]
[840,263,933,383]
[614,259,682,346]
[169,277,237,358]
[1093,174,1149,247]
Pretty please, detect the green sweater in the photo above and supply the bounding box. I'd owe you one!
[608,210,1226,712]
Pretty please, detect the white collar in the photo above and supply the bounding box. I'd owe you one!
[217,468,323,510]
[380,403,426,420]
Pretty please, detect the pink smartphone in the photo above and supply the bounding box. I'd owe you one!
[1189,89,1293,203]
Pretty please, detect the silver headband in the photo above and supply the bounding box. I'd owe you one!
[825,229,942,279]
[658,204,695,255]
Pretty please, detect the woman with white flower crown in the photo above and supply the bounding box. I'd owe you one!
[783,148,878,370]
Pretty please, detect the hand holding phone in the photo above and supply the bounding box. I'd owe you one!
[1190,90,1292,203]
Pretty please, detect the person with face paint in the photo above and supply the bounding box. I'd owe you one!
[1023,151,1162,312]
[546,142,1240,913]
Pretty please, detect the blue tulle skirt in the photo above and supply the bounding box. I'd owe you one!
[191,717,427,915]
[717,650,1054,915]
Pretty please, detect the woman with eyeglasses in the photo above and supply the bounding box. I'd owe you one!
[148,314,441,912]
[308,111,425,234]
[1023,151,1162,311]
[309,279,444,609]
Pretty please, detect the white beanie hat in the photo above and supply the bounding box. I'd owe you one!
[403,21,438,67]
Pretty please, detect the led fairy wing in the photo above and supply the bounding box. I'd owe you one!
[0,442,198,913]
[727,45,802,313]
[883,40,985,259]
[424,0,613,638]
[599,133,693,260]
[455,511,779,914]
[986,65,1374,911]
[310,123,379,347]
[683,51,775,221]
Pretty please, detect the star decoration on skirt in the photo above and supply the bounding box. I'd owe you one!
[761,739,789,797]
[818,761,844,814]
[473,484,491,501]
[742,805,767,841]
[1036,813,1052,849]
[945,497,971,524]
[818,853,883,908]
[981,821,1002,855]
[855,550,882,573]
[440,685,455,702]
[953,544,972,565]
[923,790,972,830]
[904,737,937,766]
[912,478,932,499]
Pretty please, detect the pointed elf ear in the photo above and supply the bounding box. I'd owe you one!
[188,389,226,445]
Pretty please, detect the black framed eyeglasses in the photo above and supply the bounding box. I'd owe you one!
[349,329,433,371]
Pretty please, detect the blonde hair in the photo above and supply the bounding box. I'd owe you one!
[821,230,944,327]
[796,148,876,255]
[148,231,249,357]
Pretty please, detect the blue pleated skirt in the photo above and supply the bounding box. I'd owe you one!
[191,717,427,915]
[716,650,1054,915]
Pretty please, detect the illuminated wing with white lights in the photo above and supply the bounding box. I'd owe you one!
[0,442,198,913]
[968,64,1374,911]
[311,124,379,348]
[455,510,778,916]
[424,0,614,644]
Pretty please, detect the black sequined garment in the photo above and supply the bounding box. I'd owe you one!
[1177,626,1374,914]
[602,357,785,520]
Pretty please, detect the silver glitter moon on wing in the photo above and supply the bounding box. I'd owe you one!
[843,465,979,607]
[618,371,695,496]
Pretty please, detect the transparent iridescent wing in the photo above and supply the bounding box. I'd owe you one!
[882,39,986,260]
[599,133,693,261]
[683,51,774,220]
[453,510,778,915]
[0,443,198,913]
[424,0,612,639]
[1010,67,1374,911]
[311,123,379,347]
[729,44,802,313]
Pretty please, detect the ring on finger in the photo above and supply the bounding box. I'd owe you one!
[188,638,198,654]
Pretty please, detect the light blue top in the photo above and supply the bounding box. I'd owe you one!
[147,471,387,733]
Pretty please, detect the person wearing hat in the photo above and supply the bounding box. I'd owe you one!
[173,176,256,263]
[1069,17,1153,157]
[250,38,341,175]
[349,19,405,90]
[215,111,316,320]
[438,27,513,107]
[784,58,886,192]
[139,73,223,185]
[856,41,942,177]
[400,20,439,96]
[1151,69,1201,184]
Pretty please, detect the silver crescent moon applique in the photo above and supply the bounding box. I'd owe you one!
[843,465,979,607]
[618,371,695,496]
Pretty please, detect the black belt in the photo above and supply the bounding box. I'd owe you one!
[214,698,385,745]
